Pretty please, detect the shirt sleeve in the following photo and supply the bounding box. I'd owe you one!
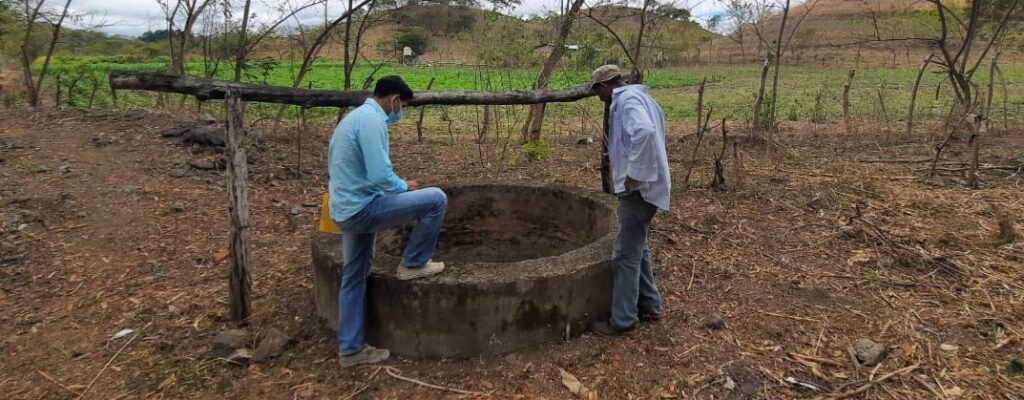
[622,98,660,182]
[356,117,408,193]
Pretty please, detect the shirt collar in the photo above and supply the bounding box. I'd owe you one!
[364,98,387,120]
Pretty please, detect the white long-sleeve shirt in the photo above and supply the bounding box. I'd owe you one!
[608,84,672,211]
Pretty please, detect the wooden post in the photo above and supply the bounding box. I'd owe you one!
[876,87,890,142]
[985,52,999,133]
[906,54,932,138]
[298,106,306,177]
[843,69,856,136]
[752,58,769,133]
[225,92,252,325]
[55,74,61,108]
[417,77,435,143]
[967,114,982,189]
[600,101,612,194]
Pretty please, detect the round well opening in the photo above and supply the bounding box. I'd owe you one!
[382,185,611,263]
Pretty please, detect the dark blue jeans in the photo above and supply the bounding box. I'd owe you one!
[335,188,447,355]
[610,193,663,330]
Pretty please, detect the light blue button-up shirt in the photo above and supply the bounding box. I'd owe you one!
[327,98,408,222]
[608,84,672,211]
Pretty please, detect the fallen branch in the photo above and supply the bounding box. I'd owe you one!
[856,158,934,164]
[832,363,920,398]
[757,310,821,323]
[914,164,1021,173]
[383,366,489,397]
[110,71,614,108]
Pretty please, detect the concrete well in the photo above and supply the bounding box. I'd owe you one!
[311,184,618,358]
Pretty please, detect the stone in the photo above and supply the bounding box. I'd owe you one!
[167,304,182,315]
[576,136,594,145]
[702,314,726,330]
[940,343,959,353]
[169,167,190,178]
[253,328,291,361]
[227,348,252,363]
[188,158,222,171]
[198,113,218,124]
[169,203,186,213]
[855,338,886,365]
[211,329,249,359]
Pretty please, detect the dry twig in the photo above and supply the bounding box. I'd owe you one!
[384,366,490,397]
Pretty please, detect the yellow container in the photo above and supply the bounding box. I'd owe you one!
[318,192,342,234]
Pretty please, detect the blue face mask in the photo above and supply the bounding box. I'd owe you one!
[386,97,402,125]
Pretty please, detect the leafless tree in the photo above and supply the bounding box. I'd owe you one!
[922,0,1020,185]
[230,0,325,82]
[744,0,819,136]
[156,0,217,75]
[520,0,585,143]
[16,0,73,108]
[585,0,672,78]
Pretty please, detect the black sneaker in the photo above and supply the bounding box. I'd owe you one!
[639,312,662,323]
[591,321,635,337]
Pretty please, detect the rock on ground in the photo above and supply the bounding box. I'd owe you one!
[212,329,249,359]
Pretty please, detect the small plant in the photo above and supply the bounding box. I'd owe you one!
[1007,355,1024,375]
[811,87,827,124]
[787,103,799,121]
[521,140,551,162]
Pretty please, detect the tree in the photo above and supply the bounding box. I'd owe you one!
[396,28,429,55]
[586,0,676,77]
[922,0,1020,186]
[156,0,217,75]
[138,28,172,43]
[229,0,325,82]
[15,0,73,107]
[520,0,586,143]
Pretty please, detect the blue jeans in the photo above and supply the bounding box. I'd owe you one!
[610,193,663,330]
[335,187,447,355]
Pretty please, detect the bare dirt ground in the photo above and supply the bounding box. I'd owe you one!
[1,107,1023,399]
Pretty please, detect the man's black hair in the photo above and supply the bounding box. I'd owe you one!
[374,75,414,101]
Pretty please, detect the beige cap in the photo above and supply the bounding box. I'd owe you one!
[591,64,621,89]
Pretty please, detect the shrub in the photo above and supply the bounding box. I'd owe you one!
[521,140,550,162]
[396,28,430,55]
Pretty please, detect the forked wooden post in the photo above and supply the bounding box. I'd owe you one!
[225,92,252,325]
[601,101,612,194]
[842,69,856,136]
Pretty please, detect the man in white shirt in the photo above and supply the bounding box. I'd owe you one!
[590,65,672,336]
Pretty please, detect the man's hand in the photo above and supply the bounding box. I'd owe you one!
[625,176,639,192]
[406,180,421,191]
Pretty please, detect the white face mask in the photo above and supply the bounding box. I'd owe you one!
[387,96,403,125]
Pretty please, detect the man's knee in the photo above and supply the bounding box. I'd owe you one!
[423,187,447,209]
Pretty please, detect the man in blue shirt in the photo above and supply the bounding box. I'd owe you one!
[589,65,672,336]
[327,76,447,367]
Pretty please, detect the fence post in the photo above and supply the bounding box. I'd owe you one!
[843,69,856,136]
[225,91,252,326]
[601,101,612,194]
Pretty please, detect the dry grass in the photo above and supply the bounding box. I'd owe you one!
[1,107,1023,399]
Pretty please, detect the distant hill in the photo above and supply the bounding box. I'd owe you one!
[696,0,1023,67]
[315,3,715,68]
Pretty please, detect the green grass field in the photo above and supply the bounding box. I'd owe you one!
[40,59,1024,131]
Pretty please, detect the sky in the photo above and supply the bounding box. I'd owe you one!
[63,0,727,38]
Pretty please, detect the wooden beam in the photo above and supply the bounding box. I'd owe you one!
[109,71,601,108]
